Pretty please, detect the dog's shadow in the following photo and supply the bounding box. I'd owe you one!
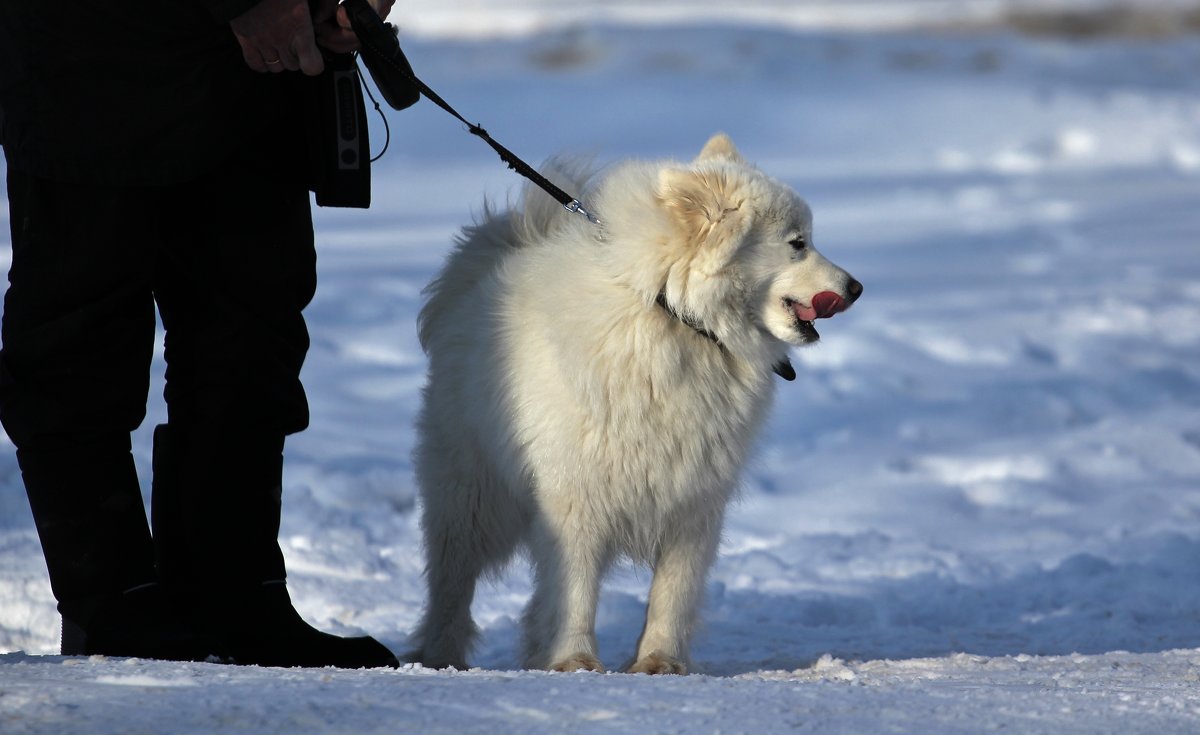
[469,531,1200,676]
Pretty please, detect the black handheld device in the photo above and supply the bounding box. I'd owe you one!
[305,1,421,208]
[306,49,371,208]
[343,0,421,111]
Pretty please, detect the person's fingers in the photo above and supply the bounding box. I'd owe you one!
[271,44,301,72]
[314,6,357,53]
[372,0,395,20]
[316,1,397,53]
[230,0,324,74]
[237,0,403,69]
[295,34,325,76]
[236,36,270,73]
[315,22,358,53]
[236,38,298,74]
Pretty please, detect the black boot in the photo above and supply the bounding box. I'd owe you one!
[17,435,219,661]
[196,581,398,669]
[59,582,223,661]
[152,424,398,669]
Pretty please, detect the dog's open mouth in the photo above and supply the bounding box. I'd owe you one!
[795,319,820,342]
[784,298,821,343]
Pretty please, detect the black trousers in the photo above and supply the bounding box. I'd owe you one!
[0,146,317,608]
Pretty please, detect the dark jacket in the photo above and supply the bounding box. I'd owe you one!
[0,0,301,186]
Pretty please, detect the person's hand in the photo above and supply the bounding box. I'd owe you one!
[313,0,396,54]
[230,0,325,76]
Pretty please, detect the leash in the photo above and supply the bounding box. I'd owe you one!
[343,0,601,226]
[345,1,793,381]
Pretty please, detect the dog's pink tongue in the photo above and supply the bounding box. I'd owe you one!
[811,291,846,319]
[791,302,817,321]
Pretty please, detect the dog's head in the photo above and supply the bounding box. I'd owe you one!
[656,134,862,349]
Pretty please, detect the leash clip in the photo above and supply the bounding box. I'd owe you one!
[565,199,602,226]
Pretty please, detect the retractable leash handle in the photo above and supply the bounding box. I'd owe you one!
[342,0,420,111]
[343,0,602,225]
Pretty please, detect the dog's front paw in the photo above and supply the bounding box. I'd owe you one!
[628,651,687,675]
[549,653,606,673]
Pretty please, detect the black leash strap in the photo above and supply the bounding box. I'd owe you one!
[343,0,601,225]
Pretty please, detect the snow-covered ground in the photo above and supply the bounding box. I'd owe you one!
[4,1,1200,732]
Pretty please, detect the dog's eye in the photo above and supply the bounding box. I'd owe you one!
[788,235,808,252]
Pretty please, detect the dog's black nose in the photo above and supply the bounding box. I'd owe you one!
[846,278,863,303]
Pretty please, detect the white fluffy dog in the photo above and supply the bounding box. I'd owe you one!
[411,134,861,674]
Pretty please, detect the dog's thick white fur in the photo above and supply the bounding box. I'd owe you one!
[411,134,860,674]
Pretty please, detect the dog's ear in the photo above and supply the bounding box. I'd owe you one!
[657,166,747,243]
[696,133,744,163]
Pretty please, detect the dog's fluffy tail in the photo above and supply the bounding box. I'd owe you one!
[418,158,597,352]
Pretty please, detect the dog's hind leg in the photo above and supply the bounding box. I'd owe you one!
[629,509,725,675]
[411,450,524,670]
[521,516,611,672]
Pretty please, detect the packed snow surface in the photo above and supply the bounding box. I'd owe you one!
[3,1,1200,732]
